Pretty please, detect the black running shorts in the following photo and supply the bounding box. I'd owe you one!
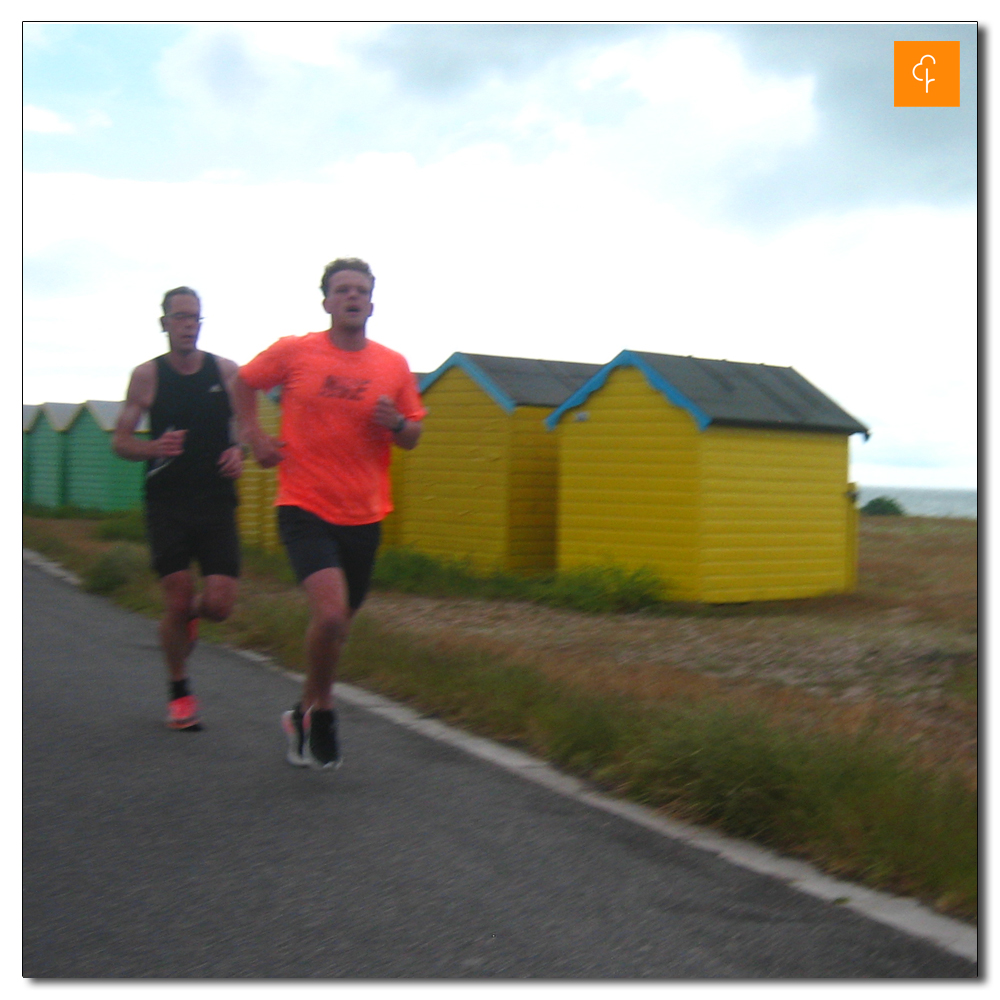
[146,501,241,579]
[277,505,382,610]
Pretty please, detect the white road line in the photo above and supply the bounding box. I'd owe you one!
[24,550,978,964]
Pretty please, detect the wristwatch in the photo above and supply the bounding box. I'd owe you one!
[392,415,406,433]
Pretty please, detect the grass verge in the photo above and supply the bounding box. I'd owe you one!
[22,515,978,922]
[373,545,666,613]
[339,618,976,919]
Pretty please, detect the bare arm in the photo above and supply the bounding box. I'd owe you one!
[374,395,422,451]
[214,357,244,479]
[112,362,187,462]
[232,373,285,468]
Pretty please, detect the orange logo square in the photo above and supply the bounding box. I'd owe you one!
[894,41,960,107]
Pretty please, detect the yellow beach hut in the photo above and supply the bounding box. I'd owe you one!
[546,350,869,603]
[236,390,283,554]
[394,353,602,574]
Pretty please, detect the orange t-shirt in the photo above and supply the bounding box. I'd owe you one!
[239,332,426,525]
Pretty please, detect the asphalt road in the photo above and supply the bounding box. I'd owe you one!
[22,562,977,979]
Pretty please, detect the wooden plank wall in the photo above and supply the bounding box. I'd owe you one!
[398,367,509,571]
[65,410,146,512]
[556,367,700,599]
[698,426,852,601]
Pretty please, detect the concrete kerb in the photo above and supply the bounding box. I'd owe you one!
[22,549,978,965]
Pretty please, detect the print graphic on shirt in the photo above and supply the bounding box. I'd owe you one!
[147,424,177,479]
[320,375,371,400]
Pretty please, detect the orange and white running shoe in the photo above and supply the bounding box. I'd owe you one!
[166,694,202,731]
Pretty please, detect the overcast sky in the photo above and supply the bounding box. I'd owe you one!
[23,19,977,488]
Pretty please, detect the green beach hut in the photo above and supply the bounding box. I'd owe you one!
[23,405,39,503]
[26,402,81,510]
[65,401,149,512]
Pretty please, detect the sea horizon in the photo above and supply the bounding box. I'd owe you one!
[856,485,976,520]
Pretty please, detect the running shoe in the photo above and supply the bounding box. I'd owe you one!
[304,707,341,770]
[282,705,308,767]
[166,694,202,731]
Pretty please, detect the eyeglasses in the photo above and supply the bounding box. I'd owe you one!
[165,312,203,323]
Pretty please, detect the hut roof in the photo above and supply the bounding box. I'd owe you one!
[420,353,604,412]
[37,402,83,432]
[23,404,39,431]
[546,350,869,437]
[76,399,149,433]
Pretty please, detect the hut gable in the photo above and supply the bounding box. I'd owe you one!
[421,353,603,411]
[40,402,82,432]
[549,353,864,603]
[64,400,147,511]
[26,403,81,508]
[23,405,39,432]
[401,353,603,573]
[547,350,869,437]
[73,400,150,434]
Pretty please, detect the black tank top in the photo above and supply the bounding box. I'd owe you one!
[146,352,237,507]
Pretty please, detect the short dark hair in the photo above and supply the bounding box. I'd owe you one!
[320,258,374,297]
[162,286,200,315]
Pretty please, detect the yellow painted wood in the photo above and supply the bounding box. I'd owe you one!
[506,404,558,572]
[557,367,701,599]
[698,425,852,601]
[398,366,511,571]
[386,366,562,573]
[554,364,858,603]
[236,393,282,554]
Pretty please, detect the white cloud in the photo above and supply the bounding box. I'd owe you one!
[23,105,76,134]
[20,23,976,489]
[23,154,975,487]
[85,110,113,128]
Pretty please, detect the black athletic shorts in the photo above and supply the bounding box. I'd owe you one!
[146,501,241,579]
[277,505,381,610]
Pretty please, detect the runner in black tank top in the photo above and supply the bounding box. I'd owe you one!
[146,351,237,509]
[113,287,244,732]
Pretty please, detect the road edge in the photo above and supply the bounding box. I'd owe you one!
[22,548,978,965]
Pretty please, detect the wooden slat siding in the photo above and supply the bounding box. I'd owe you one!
[236,393,282,554]
[557,367,701,599]
[23,429,32,502]
[29,419,67,508]
[380,446,407,548]
[66,410,147,511]
[506,405,558,572]
[400,366,509,571]
[698,425,852,601]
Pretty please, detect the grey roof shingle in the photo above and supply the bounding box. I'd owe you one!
[633,352,869,435]
[422,353,604,410]
[547,350,869,436]
[465,354,605,408]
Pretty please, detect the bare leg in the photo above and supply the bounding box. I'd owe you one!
[160,572,237,680]
[159,570,196,682]
[300,567,353,711]
[195,574,238,623]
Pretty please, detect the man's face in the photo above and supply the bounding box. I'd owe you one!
[160,294,202,354]
[323,270,374,331]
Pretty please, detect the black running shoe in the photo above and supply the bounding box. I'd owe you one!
[304,707,341,770]
[281,705,307,767]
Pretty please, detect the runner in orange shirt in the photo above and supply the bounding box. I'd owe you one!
[233,259,424,769]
